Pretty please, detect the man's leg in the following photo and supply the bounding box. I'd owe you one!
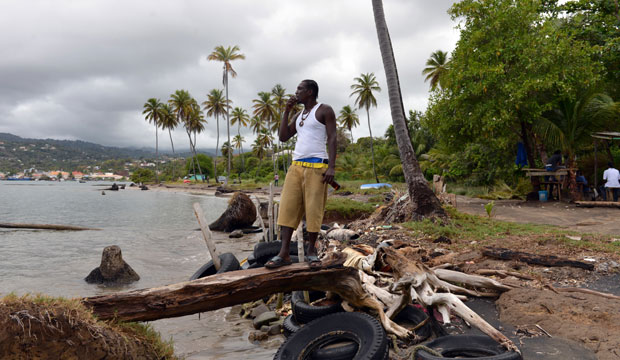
[306,231,319,257]
[276,226,294,261]
[614,188,619,202]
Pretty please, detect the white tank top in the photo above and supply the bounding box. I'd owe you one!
[293,103,328,160]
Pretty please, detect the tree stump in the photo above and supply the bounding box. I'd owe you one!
[209,192,257,232]
[85,245,140,284]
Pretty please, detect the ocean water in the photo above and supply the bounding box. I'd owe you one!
[0,181,280,359]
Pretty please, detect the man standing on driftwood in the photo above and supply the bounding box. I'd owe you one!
[265,79,337,269]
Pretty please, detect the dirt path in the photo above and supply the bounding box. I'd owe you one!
[455,195,620,237]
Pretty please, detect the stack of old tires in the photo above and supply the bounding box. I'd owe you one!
[412,334,522,359]
[276,291,436,360]
[246,241,307,268]
[189,252,240,280]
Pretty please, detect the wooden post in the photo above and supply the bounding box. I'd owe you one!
[268,182,274,242]
[193,203,221,271]
[295,222,310,303]
[253,196,267,242]
[275,203,280,241]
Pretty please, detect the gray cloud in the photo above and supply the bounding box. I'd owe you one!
[0,0,459,150]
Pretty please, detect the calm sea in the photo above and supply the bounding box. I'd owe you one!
[0,181,281,359]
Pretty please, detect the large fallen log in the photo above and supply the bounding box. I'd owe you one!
[575,201,620,208]
[483,247,594,270]
[0,223,99,231]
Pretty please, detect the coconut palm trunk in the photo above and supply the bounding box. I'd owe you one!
[365,108,379,183]
[168,129,176,181]
[155,120,159,183]
[214,113,220,181]
[225,74,231,182]
[371,0,445,220]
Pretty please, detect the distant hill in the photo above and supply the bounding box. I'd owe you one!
[0,133,213,173]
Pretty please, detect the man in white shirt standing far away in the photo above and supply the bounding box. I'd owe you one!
[265,79,337,269]
[602,162,620,202]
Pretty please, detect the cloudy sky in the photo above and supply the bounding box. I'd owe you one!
[0,0,460,151]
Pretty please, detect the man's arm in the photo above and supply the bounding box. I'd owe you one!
[320,104,337,184]
[279,97,298,142]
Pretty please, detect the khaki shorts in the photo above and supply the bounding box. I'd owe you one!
[277,163,328,233]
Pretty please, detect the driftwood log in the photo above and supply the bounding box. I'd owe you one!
[0,223,99,231]
[575,201,620,208]
[483,247,594,270]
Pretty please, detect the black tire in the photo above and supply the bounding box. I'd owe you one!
[253,241,307,265]
[274,312,388,360]
[393,305,432,342]
[189,252,240,280]
[414,335,522,360]
[283,314,302,337]
[247,253,256,265]
[292,291,343,324]
[310,341,358,360]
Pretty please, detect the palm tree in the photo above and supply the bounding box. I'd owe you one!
[272,84,289,173]
[169,90,204,182]
[372,0,445,219]
[230,107,249,172]
[253,91,277,175]
[233,134,245,173]
[142,98,163,183]
[351,73,381,183]
[338,105,360,143]
[540,91,619,199]
[185,99,207,181]
[159,103,179,181]
[422,50,450,91]
[202,89,231,182]
[253,128,273,177]
[207,45,245,181]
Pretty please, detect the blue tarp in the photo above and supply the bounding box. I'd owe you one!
[360,183,392,189]
[515,142,528,167]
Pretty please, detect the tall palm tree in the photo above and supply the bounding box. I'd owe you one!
[338,105,360,143]
[159,103,179,181]
[540,91,619,199]
[142,98,163,183]
[372,0,445,219]
[186,99,207,181]
[253,91,277,175]
[351,72,381,183]
[232,134,245,172]
[422,50,450,91]
[202,89,231,182]
[253,128,274,177]
[272,84,289,173]
[207,45,245,181]
[230,107,250,172]
[169,90,204,182]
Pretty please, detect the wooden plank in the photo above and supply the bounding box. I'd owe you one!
[193,203,221,270]
[253,196,267,242]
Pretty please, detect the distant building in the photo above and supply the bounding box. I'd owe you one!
[72,171,84,179]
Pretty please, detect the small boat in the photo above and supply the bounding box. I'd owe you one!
[360,183,392,190]
[79,180,86,183]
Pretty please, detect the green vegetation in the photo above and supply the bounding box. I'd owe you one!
[403,207,619,254]
[0,293,177,359]
[324,197,377,221]
[131,168,155,183]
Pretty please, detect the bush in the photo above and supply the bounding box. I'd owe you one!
[130,168,155,183]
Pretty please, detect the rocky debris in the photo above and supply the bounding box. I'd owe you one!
[248,331,269,342]
[85,245,140,284]
[229,229,244,238]
[209,192,257,232]
[250,303,271,318]
[434,235,452,244]
[253,311,279,329]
